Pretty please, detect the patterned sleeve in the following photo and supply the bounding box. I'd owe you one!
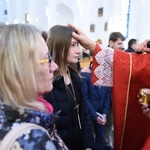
[91,44,114,87]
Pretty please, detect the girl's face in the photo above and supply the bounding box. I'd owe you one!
[37,36,58,95]
[67,37,81,64]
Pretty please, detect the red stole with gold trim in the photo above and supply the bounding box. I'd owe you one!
[92,47,150,150]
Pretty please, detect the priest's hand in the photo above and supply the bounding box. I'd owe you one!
[68,23,96,52]
[138,39,150,53]
[139,99,150,119]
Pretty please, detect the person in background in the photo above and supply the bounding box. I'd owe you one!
[42,30,48,42]
[108,32,125,50]
[96,39,102,44]
[68,23,150,150]
[81,50,111,150]
[125,38,140,53]
[0,23,70,150]
[44,25,95,150]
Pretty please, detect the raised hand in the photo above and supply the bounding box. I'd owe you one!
[68,23,96,52]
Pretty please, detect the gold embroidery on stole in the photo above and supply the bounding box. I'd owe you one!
[120,53,132,150]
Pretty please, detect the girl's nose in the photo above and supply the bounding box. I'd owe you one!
[76,47,82,54]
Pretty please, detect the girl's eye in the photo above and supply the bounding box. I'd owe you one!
[71,42,79,47]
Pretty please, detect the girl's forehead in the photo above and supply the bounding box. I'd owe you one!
[71,37,77,42]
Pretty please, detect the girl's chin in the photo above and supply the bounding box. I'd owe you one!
[71,60,78,63]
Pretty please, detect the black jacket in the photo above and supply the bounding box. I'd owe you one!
[44,68,95,150]
[125,47,143,54]
[125,47,135,52]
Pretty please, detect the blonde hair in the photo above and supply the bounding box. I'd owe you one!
[0,24,45,111]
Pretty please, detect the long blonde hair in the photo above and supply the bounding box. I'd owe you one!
[0,24,45,111]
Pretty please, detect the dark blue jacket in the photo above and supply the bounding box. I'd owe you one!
[44,68,95,150]
[125,47,135,52]
[81,72,111,121]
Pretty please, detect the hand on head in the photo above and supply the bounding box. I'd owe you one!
[138,39,150,53]
[68,24,96,52]
[141,102,150,119]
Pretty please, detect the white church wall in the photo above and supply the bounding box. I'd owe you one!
[1,0,150,48]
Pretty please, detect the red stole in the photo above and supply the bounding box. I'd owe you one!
[143,137,150,149]
[92,45,150,150]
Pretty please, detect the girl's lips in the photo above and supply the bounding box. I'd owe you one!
[74,56,79,59]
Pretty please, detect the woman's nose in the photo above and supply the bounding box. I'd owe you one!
[50,60,58,72]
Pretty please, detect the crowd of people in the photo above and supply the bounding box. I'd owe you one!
[0,22,150,150]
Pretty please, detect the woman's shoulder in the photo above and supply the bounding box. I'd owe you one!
[17,128,56,150]
[0,124,56,150]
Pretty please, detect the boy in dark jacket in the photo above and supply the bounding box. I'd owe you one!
[81,51,111,150]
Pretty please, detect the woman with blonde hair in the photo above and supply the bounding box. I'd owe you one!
[0,24,68,150]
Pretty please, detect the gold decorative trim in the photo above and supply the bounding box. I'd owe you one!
[120,53,132,150]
